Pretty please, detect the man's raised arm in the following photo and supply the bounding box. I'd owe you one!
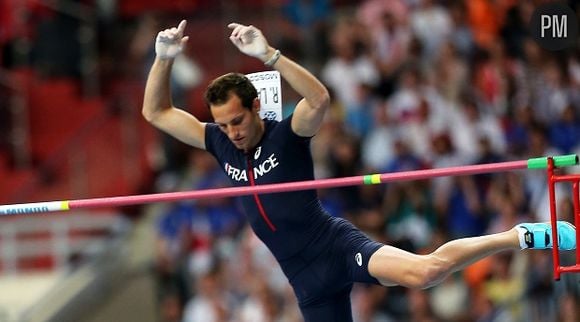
[142,20,206,150]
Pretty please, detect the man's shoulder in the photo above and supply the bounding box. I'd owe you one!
[205,122,224,139]
[265,114,295,136]
[204,122,233,155]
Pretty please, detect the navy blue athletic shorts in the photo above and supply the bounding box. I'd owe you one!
[279,218,384,322]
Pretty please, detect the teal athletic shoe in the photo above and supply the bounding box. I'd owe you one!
[517,221,576,250]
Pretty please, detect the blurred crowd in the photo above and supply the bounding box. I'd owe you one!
[2,0,580,321]
[151,1,580,322]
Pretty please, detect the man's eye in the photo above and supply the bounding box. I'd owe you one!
[232,117,244,125]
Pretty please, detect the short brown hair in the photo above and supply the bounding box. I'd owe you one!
[204,72,257,110]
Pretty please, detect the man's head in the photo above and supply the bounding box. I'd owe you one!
[204,73,263,152]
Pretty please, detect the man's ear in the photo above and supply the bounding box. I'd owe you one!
[252,97,261,113]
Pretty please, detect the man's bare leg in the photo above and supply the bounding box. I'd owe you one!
[368,221,576,289]
[368,228,519,289]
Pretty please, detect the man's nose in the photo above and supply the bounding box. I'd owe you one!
[227,125,239,138]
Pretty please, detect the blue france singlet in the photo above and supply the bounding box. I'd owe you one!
[204,115,334,264]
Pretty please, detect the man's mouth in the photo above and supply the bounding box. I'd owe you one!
[233,137,245,144]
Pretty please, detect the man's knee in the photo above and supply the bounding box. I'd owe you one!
[419,255,452,289]
[369,246,452,289]
[405,255,450,289]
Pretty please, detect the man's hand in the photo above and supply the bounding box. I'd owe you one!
[155,20,189,60]
[227,23,272,61]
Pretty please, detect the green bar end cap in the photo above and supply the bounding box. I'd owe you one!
[528,157,548,169]
[527,154,579,169]
[554,154,579,167]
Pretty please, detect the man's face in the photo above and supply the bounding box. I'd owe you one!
[210,94,262,152]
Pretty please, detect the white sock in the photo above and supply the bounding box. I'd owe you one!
[515,226,529,249]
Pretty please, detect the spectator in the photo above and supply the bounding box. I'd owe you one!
[321,16,380,133]
[409,0,452,64]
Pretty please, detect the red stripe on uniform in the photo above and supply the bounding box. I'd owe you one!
[247,158,276,231]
